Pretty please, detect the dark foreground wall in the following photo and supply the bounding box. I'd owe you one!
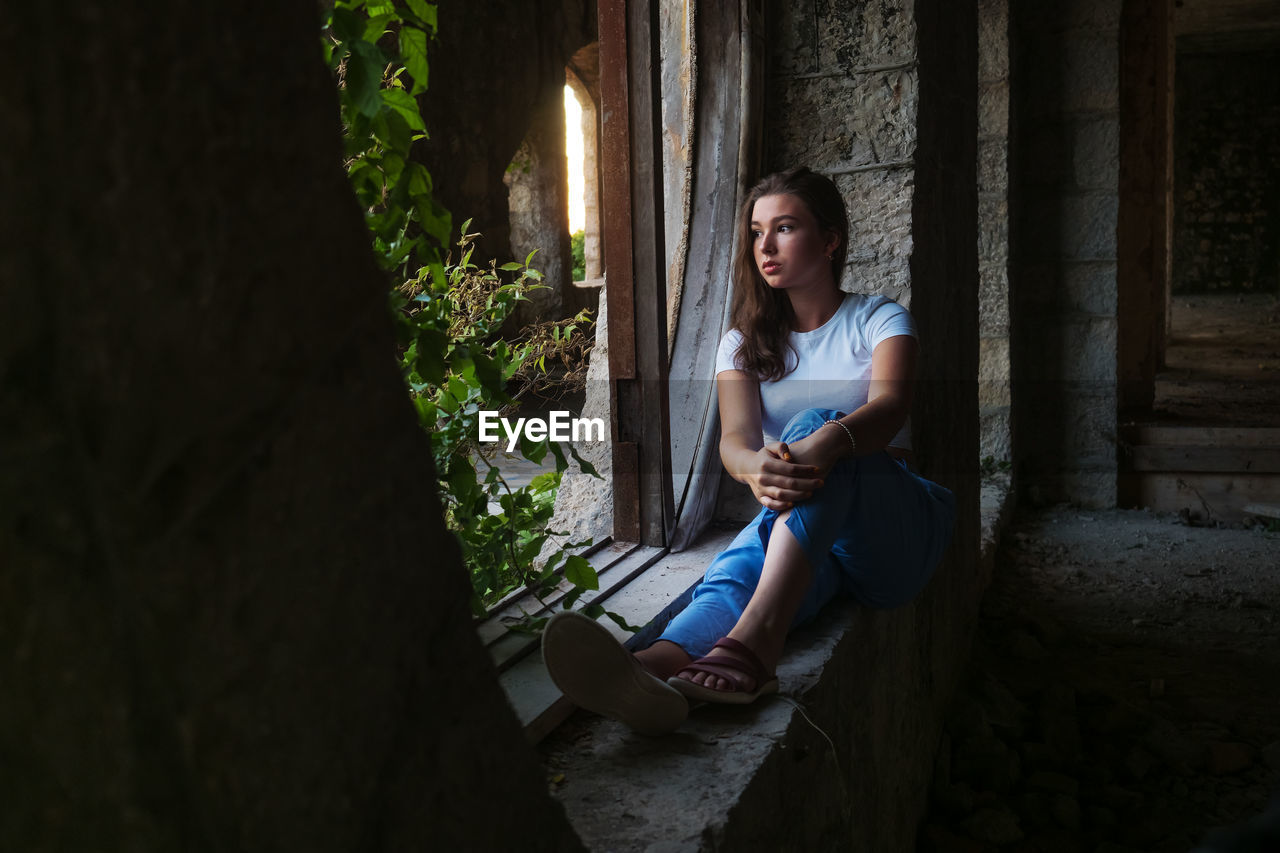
[0,3,580,849]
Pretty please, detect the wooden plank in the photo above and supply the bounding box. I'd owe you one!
[1121,471,1280,522]
[1127,445,1280,473]
[599,0,634,382]
[1116,0,1173,413]
[599,0,641,544]
[627,0,674,548]
[503,648,578,745]
[1121,425,1280,446]
[612,439,640,541]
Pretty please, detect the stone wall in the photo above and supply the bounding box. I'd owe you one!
[1,3,582,848]
[979,0,1013,465]
[767,0,919,303]
[1172,49,1280,294]
[1009,0,1121,507]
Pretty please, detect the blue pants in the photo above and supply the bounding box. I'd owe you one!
[658,407,956,658]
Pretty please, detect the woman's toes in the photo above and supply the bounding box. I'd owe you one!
[685,671,728,691]
[687,671,728,691]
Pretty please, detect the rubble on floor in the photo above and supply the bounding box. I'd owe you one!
[919,506,1280,853]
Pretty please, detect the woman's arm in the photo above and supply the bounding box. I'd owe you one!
[784,334,918,472]
[718,369,824,511]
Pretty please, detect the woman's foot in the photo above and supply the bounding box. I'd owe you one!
[542,611,688,735]
[667,636,779,705]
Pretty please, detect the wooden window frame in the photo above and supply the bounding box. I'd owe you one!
[598,0,675,547]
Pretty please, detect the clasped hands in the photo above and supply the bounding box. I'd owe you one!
[743,432,839,512]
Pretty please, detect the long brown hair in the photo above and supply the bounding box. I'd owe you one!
[728,166,850,381]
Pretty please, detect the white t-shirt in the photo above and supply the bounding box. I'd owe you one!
[715,292,917,448]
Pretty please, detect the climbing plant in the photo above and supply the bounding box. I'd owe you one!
[322,0,449,282]
[322,1,612,628]
[396,230,600,619]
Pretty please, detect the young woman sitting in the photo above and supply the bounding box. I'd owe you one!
[542,166,956,734]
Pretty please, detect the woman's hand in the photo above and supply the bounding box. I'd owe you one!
[741,442,824,512]
[776,430,844,481]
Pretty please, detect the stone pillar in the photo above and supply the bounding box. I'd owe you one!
[0,3,583,848]
[1009,0,1122,506]
[506,87,573,327]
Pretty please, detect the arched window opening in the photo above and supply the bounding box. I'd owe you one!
[565,70,603,287]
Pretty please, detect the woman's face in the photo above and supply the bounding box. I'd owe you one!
[750,193,838,293]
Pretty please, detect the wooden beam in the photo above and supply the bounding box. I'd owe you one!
[1126,446,1280,473]
[1120,425,1280,446]
[1118,0,1174,410]
[1120,471,1280,521]
[598,0,673,546]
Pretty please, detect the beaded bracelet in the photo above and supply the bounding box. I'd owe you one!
[823,418,857,455]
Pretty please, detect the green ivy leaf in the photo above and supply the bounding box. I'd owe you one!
[405,161,432,196]
[362,13,396,42]
[346,40,386,118]
[520,435,548,465]
[378,106,412,155]
[380,87,427,131]
[381,151,406,183]
[568,443,601,478]
[547,442,568,473]
[446,458,478,502]
[470,351,504,395]
[416,199,452,249]
[563,555,599,591]
[404,0,438,32]
[331,7,364,42]
[413,327,448,384]
[603,610,642,633]
[400,26,430,94]
[542,551,565,575]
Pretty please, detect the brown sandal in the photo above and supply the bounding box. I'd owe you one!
[667,637,780,705]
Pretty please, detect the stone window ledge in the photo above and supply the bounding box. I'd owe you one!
[484,475,1013,850]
